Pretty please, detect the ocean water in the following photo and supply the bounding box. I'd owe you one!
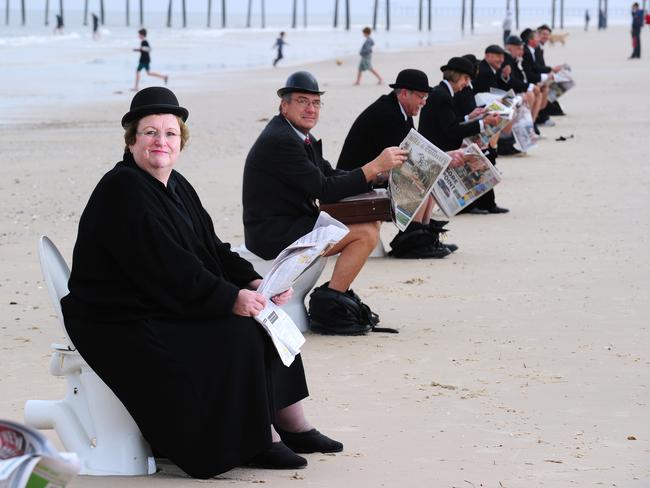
[0,1,631,122]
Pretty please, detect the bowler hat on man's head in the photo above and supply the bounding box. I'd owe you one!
[439,57,475,77]
[485,44,506,55]
[388,69,433,92]
[505,35,524,46]
[520,28,533,43]
[537,24,552,32]
[121,86,189,128]
[277,71,325,97]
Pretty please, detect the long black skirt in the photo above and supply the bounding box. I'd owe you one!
[65,314,309,478]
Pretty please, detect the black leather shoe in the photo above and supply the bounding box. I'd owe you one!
[444,242,459,253]
[487,205,510,214]
[276,428,343,454]
[248,442,307,469]
[467,208,489,215]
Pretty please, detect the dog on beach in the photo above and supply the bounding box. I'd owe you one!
[549,32,570,45]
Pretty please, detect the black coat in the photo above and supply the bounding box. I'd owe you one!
[473,59,510,94]
[61,153,308,478]
[502,52,530,93]
[522,45,551,83]
[243,115,369,259]
[418,81,482,151]
[453,85,477,116]
[337,92,413,171]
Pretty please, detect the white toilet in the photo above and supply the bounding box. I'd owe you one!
[24,237,156,476]
[235,244,328,332]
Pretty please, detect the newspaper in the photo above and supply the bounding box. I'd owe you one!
[463,89,521,148]
[388,129,451,231]
[511,104,538,152]
[0,419,80,488]
[547,68,575,103]
[255,212,349,366]
[431,143,502,217]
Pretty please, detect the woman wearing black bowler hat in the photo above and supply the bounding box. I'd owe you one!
[61,86,342,478]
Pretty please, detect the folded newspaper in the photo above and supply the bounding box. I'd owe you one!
[388,129,452,231]
[547,68,575,103]
[431,143,502,217]
[254,212,349,366]
[0,419,80,488]
[464,89,522,148]
[511,104,538,152]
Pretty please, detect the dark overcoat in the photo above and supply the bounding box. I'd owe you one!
[61,153,308,478]
[473,59,510,94]
[243,115,369,260]
[522,45,551,83]
[336,92,413,172]
[418,81,482,151]
[502,52,530,93]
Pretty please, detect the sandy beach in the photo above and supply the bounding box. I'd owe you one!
[1,24,649,487]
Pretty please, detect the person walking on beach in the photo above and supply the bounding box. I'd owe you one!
[354,27,383,85]
[273,32,287,67]
[630,2,644,59]
[132,28,168,92]
[54,14,64,35]
[585,10,591,31]
[91,13,100,40]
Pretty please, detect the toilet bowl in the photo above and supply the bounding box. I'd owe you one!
[236,244,328,332]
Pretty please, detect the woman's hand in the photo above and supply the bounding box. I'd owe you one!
[271,288,294,306]
[232,289,267,317]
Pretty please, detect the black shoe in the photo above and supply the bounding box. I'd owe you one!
[444,242,459,253]
[487,205,509,214]
[498,145,523,156]
[466,207,489,215]
[533,124,541,136]
[276,428,343,454]
[248,442,307,469]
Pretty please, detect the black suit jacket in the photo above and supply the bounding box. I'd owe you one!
[502,52,530,93]
[473,59,510,94]
[418,81,481,151]
[337,92,413,171]
[453,85,476,116]
[243,115,369,259]
[522,45,551,83]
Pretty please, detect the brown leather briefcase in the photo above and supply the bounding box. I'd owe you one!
[319,190,392,224]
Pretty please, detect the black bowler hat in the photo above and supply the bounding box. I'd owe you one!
[505,35,524,46]
[277,71,325,97]
[485,44,506,55]
[520,28,533,43]
[388,69,433,92]
[121,87,189,128]
[462,53,479,66]
[537,23,552,32]
[439,57,475,77]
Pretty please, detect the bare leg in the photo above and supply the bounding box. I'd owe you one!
[323,221,379,292]
[148,71,168,84]
[354,70,362,85]
[133,71,141,91]
[369,68,383,84]
[412,194,435,225]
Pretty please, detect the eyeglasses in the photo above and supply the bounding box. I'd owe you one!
[136,129,181,141]
[409,91,429,101]
[291,97,324,109]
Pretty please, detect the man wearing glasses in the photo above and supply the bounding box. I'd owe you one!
[337,69,460,259]
[243,71,407,335]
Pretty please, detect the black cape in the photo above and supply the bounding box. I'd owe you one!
[243,115,369,260]
[61,152,308,478]
[418,81,482,151]
[336,92,413,173]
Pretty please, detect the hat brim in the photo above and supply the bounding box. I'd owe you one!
[439,65,475,77]
[121,104,189,128]
[277,87,325,97]
[388,83,433,92]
